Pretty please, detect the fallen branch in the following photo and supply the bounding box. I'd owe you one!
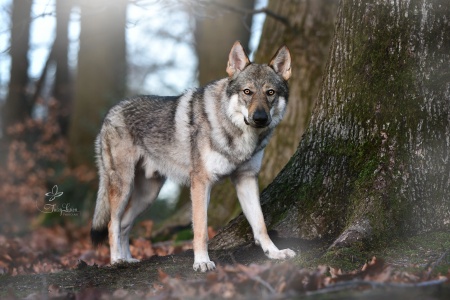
[306,278,448,296]
[247,274,276,294]
[424,249,450,280]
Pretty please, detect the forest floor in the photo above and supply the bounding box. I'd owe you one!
[0,222,449,299]
[0,176,449,299]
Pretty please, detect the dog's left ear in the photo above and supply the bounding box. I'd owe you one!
[269,46,291,81]
[227,41,250,77]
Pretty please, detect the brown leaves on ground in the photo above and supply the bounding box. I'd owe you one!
[21,258,450,300]
[0,222,193,276]
[153,258,449,299]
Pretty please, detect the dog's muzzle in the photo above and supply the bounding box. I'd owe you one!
[245,109,271,128]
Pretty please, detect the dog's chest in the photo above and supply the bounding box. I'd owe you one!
[202,130,262,180]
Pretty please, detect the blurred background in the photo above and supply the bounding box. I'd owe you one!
[0,0,337,275]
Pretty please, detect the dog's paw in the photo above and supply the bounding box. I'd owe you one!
[125,258,140,263]
[111,258,124,265]
[266,248,296,260]
[193,260,216,272]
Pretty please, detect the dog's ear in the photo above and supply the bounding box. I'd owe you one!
[269,45,291,81]
[226,41,250,77]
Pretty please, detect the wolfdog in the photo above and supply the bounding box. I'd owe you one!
[91,41,295,272]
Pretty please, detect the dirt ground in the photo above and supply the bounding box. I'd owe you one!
[0,239,284,296]
[1,234,449,299]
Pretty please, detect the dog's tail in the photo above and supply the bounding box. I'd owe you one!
[91,136,110,247]
[91,179,110,246]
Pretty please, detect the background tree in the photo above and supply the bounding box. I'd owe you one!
[196,0,255,228]
[68,0,128,167]
[52,0,72,135]
[211,0,450,254]
[161,0,255,232]
[256,0,338,187]
[194,0,254,86]
[186,0,337,230]
[2,0,32,136]
[32,0,73,135]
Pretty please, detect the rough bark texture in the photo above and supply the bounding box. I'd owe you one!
[68,0,127,167]
[2,0,32,134]
[257,0,338,187]
[211,0,450,251]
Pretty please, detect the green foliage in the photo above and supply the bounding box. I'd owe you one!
[174,229,194,242]
[136,197,178,225]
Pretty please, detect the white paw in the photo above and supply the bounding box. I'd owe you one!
[111,257,139,264]
[125,258,140,263]
[193,260,216,272]
[266,248,296,260]
[111,258,124,264]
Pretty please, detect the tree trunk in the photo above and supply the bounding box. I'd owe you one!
[200,0,337,230]
[194,0,254,86]
[211,0,450,251]
[68,0,128,167]
[256,0,338,187]
[53,0,73,136]
[2,0,32,134]
[167,0,256,230]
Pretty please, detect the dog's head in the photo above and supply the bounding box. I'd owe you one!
[225,41,291,129]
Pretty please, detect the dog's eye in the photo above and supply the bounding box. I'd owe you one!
[243,89,253,95]
[266,89,275,96]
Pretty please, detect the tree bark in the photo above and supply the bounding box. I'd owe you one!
[68,0,128,167]
[2,0,33,134]
[256,0,338,187]
[211,0,450,251]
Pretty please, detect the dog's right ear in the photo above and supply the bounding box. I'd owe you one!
[226,41,250,77]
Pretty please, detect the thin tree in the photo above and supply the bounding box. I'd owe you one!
[68,0,128,167]
[52,0,72,135]
[32,0,73,135]
[2,0,33,136]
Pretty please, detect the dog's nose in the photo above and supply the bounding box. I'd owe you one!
[252,109,269,126]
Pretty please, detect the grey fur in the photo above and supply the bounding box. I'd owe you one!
[91,42,295,270]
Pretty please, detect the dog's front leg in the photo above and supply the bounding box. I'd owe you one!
[191,176,216,272]
[232,173,296,260]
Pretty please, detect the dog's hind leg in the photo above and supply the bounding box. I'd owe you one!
[119,165,165,262]
[102,131,140,264]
